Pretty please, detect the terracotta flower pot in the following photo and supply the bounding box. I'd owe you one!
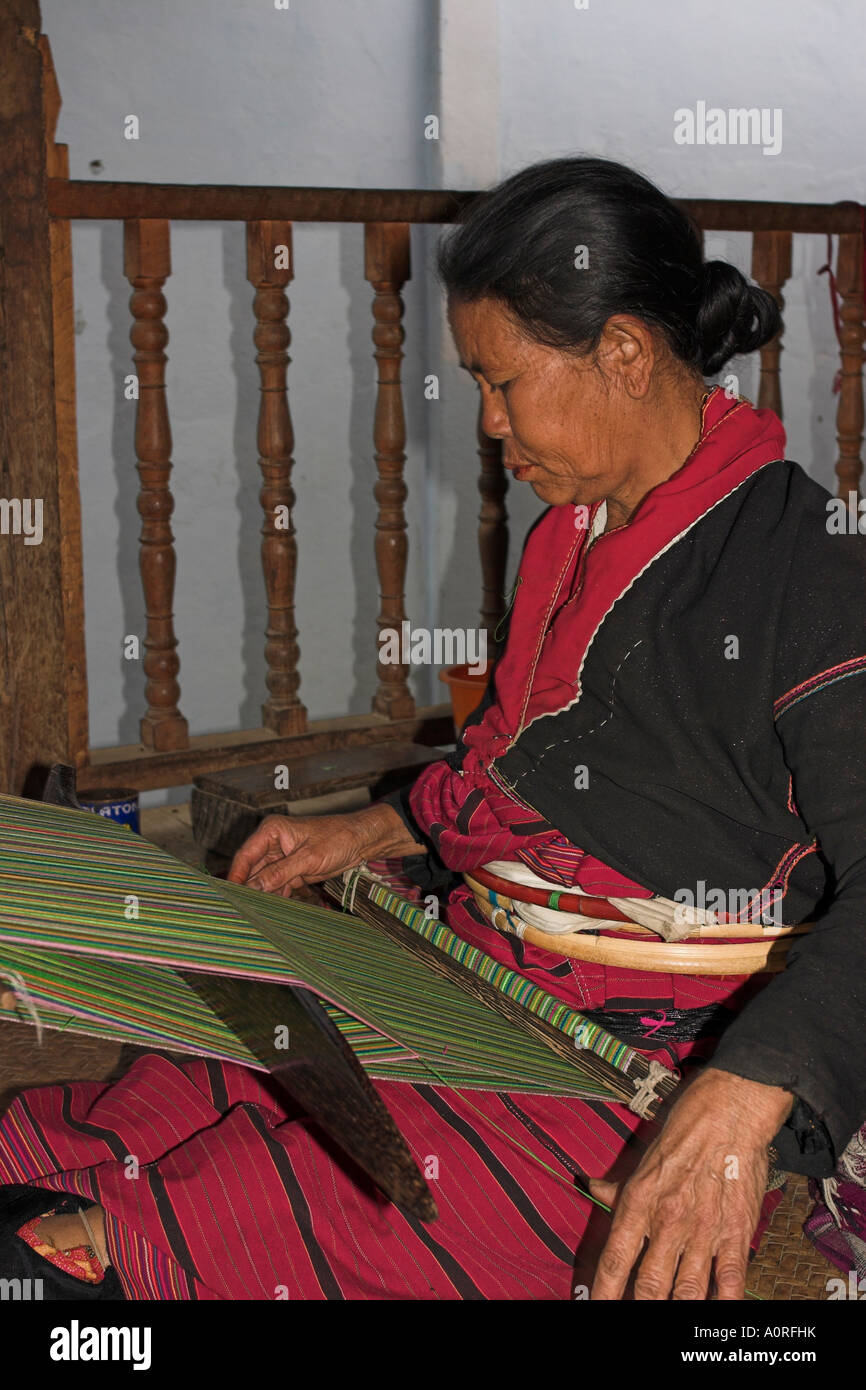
[438,662,492,732]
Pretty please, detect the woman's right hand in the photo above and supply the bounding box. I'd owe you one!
[227,803,425,897]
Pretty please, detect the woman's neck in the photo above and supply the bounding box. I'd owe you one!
[603,379,709,532]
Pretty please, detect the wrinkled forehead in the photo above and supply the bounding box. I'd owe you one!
[447,296,529,370]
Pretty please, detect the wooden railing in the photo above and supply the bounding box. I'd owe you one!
[0,27,863,796]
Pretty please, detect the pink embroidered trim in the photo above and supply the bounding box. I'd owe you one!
[775,656,866,720]
[16,1213,105,1284]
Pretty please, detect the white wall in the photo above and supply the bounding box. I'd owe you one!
[40,0,863,793]
[495,0,863,492]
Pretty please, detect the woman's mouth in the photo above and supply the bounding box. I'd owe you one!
[503,442,540,480]
[506,454,540,480]
[512,463,534,481]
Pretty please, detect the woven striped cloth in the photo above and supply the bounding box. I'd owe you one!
[0,794,624,1099]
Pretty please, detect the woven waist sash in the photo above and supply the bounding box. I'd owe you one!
[464,866,813,976]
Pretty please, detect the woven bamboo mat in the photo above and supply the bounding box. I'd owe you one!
[746,1173,837,1300]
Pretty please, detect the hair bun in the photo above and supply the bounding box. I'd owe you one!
[696,260,781,376]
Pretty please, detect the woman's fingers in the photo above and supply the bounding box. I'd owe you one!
[244,840,342,895]
[631,1229,690,1301]
[591,1166,762,1300]
[590,1197,647,1300]
[712,1235,751,1300]
[246,846,324,895]
[587,1177,619,1210]
[228,817,306,885]
[246,859,300,894]
[672,1245,715,1301]
[228,812,365,894]
[228,835,278,884]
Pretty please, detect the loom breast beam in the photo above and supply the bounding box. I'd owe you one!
[38,766,436,1224]
[323,874,679,1121]
[246,220,307,736]
[124,219,189,752]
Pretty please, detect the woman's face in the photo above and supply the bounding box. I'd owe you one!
[448,295,647,510]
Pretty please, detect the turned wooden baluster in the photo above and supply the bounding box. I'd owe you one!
[477,403,508,652]
[125,218,188,750]
[246,220,307,735]
[834,231,865,500]
[365,222,414,719]
[751,230,792,418]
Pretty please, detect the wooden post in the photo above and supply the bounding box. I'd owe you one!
[751,230,792,418]
[365,222,414,719]
[124,218,189,750]
[246,219,306,735]
[0,6,81,793]
[834,231,865,499]
[38,35,89,770]
[477,402,508,650]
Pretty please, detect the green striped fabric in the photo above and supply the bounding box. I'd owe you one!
[0,795,618,1098]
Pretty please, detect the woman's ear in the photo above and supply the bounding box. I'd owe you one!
[596,316,656,399]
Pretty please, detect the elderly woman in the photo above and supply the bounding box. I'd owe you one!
[1,157,864,1301]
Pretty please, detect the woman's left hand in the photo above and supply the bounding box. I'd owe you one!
[589,1068,793,1300]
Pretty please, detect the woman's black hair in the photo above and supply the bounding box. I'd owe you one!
[438,157,780,377]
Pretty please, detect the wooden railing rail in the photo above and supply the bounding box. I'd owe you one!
[46,179,864,233]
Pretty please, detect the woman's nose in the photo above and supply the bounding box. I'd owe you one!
[480,390,510,440]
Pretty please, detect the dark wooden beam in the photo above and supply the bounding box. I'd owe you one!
[191,741,442,858]
[79,707,454,792]
[0,3,79,794]
[48,181,475,225]
[678,198,863,235]
[46,180,865,236]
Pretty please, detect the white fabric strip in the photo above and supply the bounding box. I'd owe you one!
[481,858,711,943]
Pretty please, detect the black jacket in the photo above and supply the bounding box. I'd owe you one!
[385,460,866,1177]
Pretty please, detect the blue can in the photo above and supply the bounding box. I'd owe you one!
[78,788,141,834]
